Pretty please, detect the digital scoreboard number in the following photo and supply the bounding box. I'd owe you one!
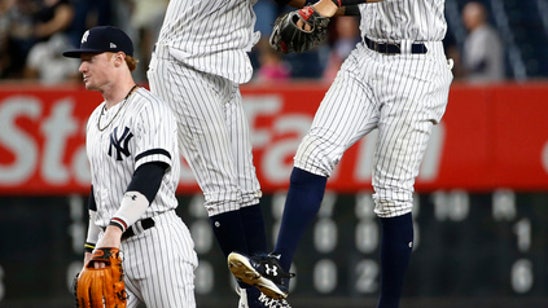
[183,190,546,302]
[0,191,546,306]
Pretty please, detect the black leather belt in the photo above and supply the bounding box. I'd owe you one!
[364,37,427,54]
[121,217,155,240]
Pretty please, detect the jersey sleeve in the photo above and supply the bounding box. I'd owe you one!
[133,97,178,171]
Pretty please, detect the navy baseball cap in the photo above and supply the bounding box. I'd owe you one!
[63,26,134,58]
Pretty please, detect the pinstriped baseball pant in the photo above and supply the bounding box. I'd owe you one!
[107,211,198,307]
[295,41,453,218]
[148,46,262,216]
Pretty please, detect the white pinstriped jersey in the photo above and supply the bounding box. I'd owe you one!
[156,0,260,83]
[86,88,180,228]
[359,0,447,42]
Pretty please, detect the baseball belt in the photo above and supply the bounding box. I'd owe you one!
[364,36,428,54]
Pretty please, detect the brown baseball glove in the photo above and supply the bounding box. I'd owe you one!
[75,247,127,308]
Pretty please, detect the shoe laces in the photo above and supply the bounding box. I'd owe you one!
[258,293,292,308]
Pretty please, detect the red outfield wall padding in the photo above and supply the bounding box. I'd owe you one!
[0,82,547,194]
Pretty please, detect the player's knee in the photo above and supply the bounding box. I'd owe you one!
[240,190,262,208]
[294,134,340,177]
[373,197,414,218]
[203,191,242,216]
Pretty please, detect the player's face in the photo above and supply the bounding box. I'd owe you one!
[78,53,115,91]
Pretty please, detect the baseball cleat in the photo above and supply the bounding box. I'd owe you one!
[228,252,294,300]
[238,287,292,308]
[258,292,292,307]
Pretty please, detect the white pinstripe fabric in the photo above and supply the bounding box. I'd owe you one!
[87,88,197,306]
[294,1,453,218]
[360,0,447,43]
[148,47,262,216]
[87,88,181,226]
[117,211,197,308]
[149,0,262,216]
[155,0,259,84]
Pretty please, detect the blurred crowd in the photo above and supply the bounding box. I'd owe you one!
[0,0,505,85]
[0,0,167,84]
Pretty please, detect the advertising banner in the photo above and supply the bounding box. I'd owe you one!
[1,83,547,194]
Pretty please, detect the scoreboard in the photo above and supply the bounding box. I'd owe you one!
[1,191,546,307]
[187,190,547,300]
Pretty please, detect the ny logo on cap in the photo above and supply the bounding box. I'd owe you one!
[81,30,90,44]
[110,42,117,48]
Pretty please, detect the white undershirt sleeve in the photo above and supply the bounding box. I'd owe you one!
[85,210,101,251]
[109,191,149,232]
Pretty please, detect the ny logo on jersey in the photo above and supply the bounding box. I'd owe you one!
[108,126,133,161]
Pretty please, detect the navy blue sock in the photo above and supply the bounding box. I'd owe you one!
[273,167,327,271]
[243,287,263,308]
[209,210,248,258]
[240,204,268,255]
[377,213,414,308]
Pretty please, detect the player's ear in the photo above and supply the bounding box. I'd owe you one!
[113,52,126,66]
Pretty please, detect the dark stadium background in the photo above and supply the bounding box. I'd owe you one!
[1,0,548,307]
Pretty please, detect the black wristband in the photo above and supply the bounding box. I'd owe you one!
[84,242,95,253]
[109,218,126,232]
[274,0,291,5]
[332,0,365,7]
[344,5,360,16]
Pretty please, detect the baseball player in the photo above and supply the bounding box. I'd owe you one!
[63,26,198,307]
[228,0,454,307]
[147,1,306,307]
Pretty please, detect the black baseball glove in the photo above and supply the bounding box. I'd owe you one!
[269,6,330,54]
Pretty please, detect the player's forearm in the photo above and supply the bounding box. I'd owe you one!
[285,0,306,8]
[343,5,360,16]
[108,162,166,234]
[274,0,311,8]
[109,191,149,234]
[85,210,100,252]
[332,0,384,5]
[83,252,93,264]
[283,0,384,8]
[313,0,383,17]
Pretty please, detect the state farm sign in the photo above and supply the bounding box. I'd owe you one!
[1,82,547,195]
